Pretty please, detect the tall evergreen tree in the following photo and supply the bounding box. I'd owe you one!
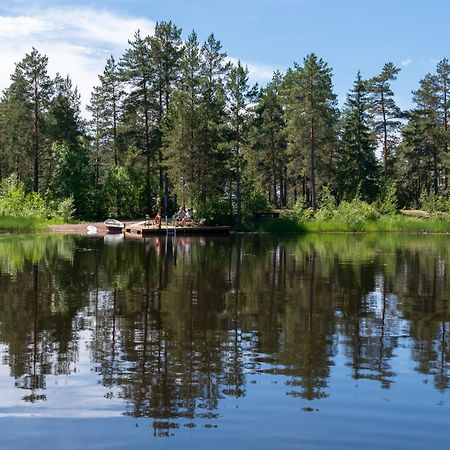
[48,75,83,144]
[47,75,91,216]
[149,21,183,202]
[397,71,443,200]
[197,34,229,201]
[86,86,105,216]
[226,61,256,227]
[369,63,402,179]
[397,108,437,204]
[0,78,31,180]
[337,72,380,201]
[98,56,124,167]
[120,31,155,213]
[284,54,337,210]
[46,74,84,193]
[251,71,287,207]
[424,58,450,189]
[9,48,53,192]
[164,31,202,206]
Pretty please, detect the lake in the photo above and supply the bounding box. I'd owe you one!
[0,233,449,449]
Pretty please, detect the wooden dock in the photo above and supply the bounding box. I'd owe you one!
[125,223,231,236]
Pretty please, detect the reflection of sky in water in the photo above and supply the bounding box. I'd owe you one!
[0,234,449,449]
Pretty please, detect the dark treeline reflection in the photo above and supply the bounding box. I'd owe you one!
[0,234,449,433]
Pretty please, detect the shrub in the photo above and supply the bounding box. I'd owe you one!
[293,198,314,220]
[335,197,379,230]
[376,182,398,215]
[195,197,233,225]
[242,190,271,215]
[315,187,336,221]
[56,197,76,222]
[0,175,48,219]
[420,190,448,213]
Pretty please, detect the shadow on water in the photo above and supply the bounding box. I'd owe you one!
[0,233,449,438]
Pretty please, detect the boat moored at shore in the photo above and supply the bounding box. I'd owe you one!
[104,219,125,234]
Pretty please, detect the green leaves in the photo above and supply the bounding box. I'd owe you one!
[338,72,380,202]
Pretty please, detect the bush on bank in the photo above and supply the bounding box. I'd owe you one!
[0,175,73,230]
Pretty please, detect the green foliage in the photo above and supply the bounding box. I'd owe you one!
[250,72,287,207]
[368,62,402,177]
[300,214,450,233]
[1,29,450,224]
[314,186,336,220]
[376,182,398,215]
[293,198,314,220]
[195,197,232,225]
[0,216,44,231]
[56,197,76,222]
[242,190,271,215]
[283,53,338,210]
[103,166,146,217]
[337,72,380,201]
[334,198,379,231]
[419,190,448,213]
[51,141,93,218]
[0,175,48,218]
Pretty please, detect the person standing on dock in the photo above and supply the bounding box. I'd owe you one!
[154,211,162,229]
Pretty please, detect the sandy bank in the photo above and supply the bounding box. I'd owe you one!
[46,221,135,235]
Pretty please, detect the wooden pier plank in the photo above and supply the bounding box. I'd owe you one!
[125,224,231,236]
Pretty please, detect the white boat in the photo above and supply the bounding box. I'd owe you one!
[104,219,124,234]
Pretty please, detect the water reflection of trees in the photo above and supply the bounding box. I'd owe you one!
[0,234,449,430]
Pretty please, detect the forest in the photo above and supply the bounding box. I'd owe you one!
[0,21,449,225]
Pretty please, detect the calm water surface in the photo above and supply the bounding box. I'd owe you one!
[0,233,449,449]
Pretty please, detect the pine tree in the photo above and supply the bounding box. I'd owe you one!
[164,31,202,206]
[369,62,402,179]
[48,75,83,144]
[47,75,91,216]
[226,61,256,227]
[120,31,155,213]
[251,71,287,207]
[284,54,337,210]
[86,86,105,216]
[198,33,229,201]
[98,56,124,167]
[397,108,437,204]
[338,72,380,201]
[9,48,53,192]
[397,72,442,201]
[0,80,31,181]
[425,59,450,189]
[149,21,183,203]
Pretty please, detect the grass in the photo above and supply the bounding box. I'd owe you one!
[0,216,65,232]
[257,214,450,234]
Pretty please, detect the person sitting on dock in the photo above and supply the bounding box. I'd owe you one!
[181,208,193,227]
[175,205,186,225]
[154,211,162,229]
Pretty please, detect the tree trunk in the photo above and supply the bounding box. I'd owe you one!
[381,88,388,178]
[33,78,39,193]
[310,118,317,210]
[143,81,151,213]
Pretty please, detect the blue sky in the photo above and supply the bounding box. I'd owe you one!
[0,0,448,112]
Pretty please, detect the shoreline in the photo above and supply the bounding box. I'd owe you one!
[46,221,133,236]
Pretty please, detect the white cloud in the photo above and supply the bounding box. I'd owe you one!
[227,56,275,83]
[0,7,155,113]
[0,5,275,115]
[401,58,413,66]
